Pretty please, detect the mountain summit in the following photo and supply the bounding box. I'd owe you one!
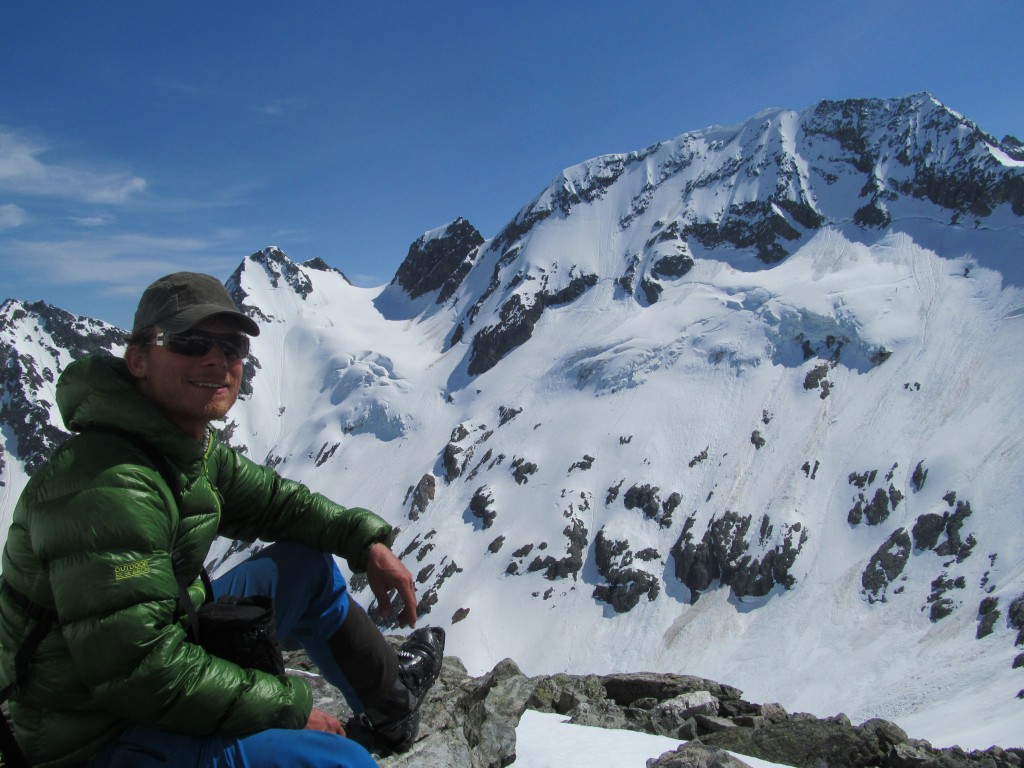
[2,93,1022,749]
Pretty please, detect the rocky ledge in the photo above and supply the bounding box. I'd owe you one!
[287,647,1022,768]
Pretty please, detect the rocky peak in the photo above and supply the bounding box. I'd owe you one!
[391,217,484,303]
[0,299,124,474]
[425,93,1024,378]
[228,247,348,329]
[230,247,321,308]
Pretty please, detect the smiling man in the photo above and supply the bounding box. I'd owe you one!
[0,272,444,768]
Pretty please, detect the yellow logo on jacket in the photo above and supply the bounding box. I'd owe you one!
[114,560,151,580]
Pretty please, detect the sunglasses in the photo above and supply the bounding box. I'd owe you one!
[151,330,250,360]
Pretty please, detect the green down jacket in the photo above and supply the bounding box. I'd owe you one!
[0,355,394,767]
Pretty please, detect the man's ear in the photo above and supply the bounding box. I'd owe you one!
[124,345,149,379]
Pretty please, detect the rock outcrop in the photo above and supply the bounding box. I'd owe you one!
[289,648,1023,768]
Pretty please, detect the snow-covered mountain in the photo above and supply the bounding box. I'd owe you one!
[2,93,1023,750]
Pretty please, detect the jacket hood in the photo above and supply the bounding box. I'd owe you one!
[56,354,208,466]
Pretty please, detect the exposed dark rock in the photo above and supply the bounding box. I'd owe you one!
[407,474,436,520]
[861,488,892,525]
[671,512,807,601]
[934,501,975,561]
[849,470,878,490]
[1006,593,1024,646]
[617,254,640,295]
[393,217,484,302]
[592,529,661,612]
[684,199,800,264]
[911,461,929,492]
[569,454,595,472]
[442,424,497,483]
[803,362,831,395]
[640,277,664,305]
[526,518,588,581]
[624,483,674,527]
[750,430,765,450]
[862,528,912,603]
[470,486,497,529]
[650,252,695,280]
[498,405,522,426]
[313,442,338,467]
[913,513,947,551]
[511,457,538,484]
[410,559,463,621]
[0,300,126,474]
[606,479,625,504]
[977,596,1001,639]
[443,442,466,482]
[236,247,317,301]
[467,273,599,375]
[487,536,505,554]
[854,202,892,228]
[689,448,709,468]
[848,480,902,527]
[927,573,967,622]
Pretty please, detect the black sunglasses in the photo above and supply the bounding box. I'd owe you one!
[151,330,250,360]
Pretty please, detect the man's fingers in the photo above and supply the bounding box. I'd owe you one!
[399,601,417,628]
[373,585,393,618]
[397,582,417,627]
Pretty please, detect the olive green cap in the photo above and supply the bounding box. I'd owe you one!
[132,272,260,335]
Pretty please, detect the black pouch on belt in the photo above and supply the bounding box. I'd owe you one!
[173,551,286,677]
[195,595,286,676]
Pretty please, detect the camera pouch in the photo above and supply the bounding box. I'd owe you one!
[195,594,286,676]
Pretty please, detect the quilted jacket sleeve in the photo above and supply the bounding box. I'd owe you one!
[41,454,313,736]
[212,443,395,572]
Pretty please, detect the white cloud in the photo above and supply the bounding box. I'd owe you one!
[69,214,114,227]
[0,232,244,292]
[257,97,304,117]
[0,127,147,204]
[0,203,28,230]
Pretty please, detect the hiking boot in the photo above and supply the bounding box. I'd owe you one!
[395,626,446,701]
[353,626,446,754]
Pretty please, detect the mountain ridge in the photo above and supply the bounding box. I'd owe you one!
[2,92,1023,749]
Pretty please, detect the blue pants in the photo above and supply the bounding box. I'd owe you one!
[90,543,377,768]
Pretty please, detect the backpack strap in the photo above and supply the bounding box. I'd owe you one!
[171,551,215,644]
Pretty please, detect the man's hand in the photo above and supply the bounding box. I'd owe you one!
[305,707,345,735]
[366,541,418,628]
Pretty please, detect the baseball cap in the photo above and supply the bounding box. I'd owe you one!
[133,272,260,336]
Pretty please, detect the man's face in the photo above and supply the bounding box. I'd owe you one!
[125,317,246,441]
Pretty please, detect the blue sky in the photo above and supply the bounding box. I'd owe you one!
[2,1,1021,330]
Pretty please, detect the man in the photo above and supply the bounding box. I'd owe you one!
[0,272,444,767]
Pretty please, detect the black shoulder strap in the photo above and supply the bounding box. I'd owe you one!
[172,552,215,644]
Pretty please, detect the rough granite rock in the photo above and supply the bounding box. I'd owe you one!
[647,743,755,768]
[284,648,1022,768]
